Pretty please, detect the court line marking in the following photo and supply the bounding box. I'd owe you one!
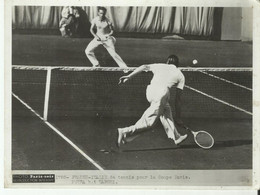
[185,85,252,116]
[198,71,252,91]
[43,68,52,120]
[12,92,105,171]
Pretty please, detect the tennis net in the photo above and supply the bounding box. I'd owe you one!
[12,65,252,120]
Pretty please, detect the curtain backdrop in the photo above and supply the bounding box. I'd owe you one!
[12,6,215,36]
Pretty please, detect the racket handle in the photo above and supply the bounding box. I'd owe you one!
[191,131,197,136]
[182,124,196,135]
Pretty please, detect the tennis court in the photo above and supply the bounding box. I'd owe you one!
[12,34,252,170]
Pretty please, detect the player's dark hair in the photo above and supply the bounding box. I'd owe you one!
[97,6,107,14]
[166,54,179,67]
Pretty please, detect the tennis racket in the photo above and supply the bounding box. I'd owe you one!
[183,125,214,149]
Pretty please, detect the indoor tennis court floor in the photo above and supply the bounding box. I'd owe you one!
[11,34,252,170]
[12,97,252,170]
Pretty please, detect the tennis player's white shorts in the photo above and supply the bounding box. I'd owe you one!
[146,84,170,104]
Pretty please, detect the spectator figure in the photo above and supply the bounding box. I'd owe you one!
[59,6,80,37]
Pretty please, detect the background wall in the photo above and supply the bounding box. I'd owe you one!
[12,6,253,41]
[241,7,253,41]
[221,7,252,41]
[221,7,242,40]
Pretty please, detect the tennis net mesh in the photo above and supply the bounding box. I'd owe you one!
[12,65,252,120]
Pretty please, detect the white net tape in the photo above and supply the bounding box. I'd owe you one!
[12,65,252,72]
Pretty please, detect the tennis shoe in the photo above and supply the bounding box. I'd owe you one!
[124,134,139,143]
[175,134,187,145]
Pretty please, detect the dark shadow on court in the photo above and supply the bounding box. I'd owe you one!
[120,139,252,153]
[212,139,252,150]
[120,143,202,152]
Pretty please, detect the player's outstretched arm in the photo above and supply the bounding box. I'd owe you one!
[118,65,149,84]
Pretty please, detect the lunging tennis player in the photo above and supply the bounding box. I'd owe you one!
[117,55,187,147]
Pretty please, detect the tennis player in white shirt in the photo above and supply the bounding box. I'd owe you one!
[85,7,128,68]
[117,55,187,147]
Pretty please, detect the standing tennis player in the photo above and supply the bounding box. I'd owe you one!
[117,55,187,147]
[85,7,128,68]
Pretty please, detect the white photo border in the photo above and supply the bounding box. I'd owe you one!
[4,0,260,190]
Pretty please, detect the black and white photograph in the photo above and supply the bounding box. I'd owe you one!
[4,0,260,189]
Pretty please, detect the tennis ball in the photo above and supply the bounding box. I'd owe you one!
[192,59,198,65]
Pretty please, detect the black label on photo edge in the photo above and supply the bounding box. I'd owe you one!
[12,174,55,183]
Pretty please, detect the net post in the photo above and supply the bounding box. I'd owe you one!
[43,67,52,121]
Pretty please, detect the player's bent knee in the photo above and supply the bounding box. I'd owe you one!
[85,49,92,55]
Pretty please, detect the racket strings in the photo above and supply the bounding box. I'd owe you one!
[194,131,214,148]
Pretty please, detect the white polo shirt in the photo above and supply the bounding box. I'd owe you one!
[91,16,112,38]
[148,64,185,90]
